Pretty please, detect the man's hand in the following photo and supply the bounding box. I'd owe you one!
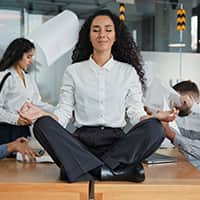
[154,108,179,122]
[161,122,176,142]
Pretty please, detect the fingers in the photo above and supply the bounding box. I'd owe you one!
[22,152,26,162]
[156,109,178,122]
[18,113,29,122]
[169,108,179,117]
[18,102,34,119]
[19,102,31,112]
[165,114,175,122]
[168,109,178,121]
[27,149,37,162]
[18,103,43,122]
[15,140,37,162]
[17,115,32,126]
[21,148,36,162]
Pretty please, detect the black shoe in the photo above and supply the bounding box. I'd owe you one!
[101,163,145,182]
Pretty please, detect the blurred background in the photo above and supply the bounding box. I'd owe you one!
[0,0,200,104]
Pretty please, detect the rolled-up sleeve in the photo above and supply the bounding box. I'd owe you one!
[54,68,74,128]
[126,69,146,126]
[173,134,200,160]
[0,74,19,125]
[0,107,19,125]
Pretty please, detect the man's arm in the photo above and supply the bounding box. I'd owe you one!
[173,134,200,160]
[162,122,200,160]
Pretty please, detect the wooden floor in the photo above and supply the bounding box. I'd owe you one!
[0,149,200,200]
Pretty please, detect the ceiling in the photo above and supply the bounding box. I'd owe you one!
[0,0,200,20]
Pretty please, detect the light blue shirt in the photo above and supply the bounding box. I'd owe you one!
[0,144,8,159]
[175,114,200,169]
[144,77,200,169]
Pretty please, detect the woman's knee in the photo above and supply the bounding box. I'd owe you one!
[139,118,165,140]
[147,118,165,139]
[33,116,54,136]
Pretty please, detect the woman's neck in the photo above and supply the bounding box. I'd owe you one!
[92,51,112,67]
[13,65,26,87]
[13,65,24,78]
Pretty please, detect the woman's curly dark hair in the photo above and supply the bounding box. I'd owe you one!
[72,9,146,89]
[0,38,35,71]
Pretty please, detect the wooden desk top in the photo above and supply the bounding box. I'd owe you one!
[94,149,200,200]
[95,148,200,186]
[0,160,89,200]
[1,149,198,200]
[0,159,60,183]
[144,148,200,185]
[0,148,199,184]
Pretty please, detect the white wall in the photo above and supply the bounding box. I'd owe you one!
[32,51,200,105]
[30,49,72,105]
[142,51,200,87]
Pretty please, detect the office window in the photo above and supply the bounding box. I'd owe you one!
[0,10,20,56]
[191,16,197,51]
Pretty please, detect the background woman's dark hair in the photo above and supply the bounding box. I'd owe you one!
[72,9,145,89]
[0,38,35,71]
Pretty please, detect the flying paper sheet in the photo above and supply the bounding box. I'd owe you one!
[28,10,79,66]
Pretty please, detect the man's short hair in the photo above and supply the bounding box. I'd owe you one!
[173,80,200,117]
[173,80,200,98]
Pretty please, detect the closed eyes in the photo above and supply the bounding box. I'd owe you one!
[92,28,113,32]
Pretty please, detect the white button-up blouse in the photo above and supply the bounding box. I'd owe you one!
[0,67,54,125]
[54,56,146,128]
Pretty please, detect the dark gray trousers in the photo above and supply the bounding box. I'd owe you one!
[33,116,165,182]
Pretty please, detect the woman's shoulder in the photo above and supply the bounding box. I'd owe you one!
[0,69,14,92]
[0,69,13,81]
[114,59,131,67]
[113,60,136,73]
[66,60,89,72]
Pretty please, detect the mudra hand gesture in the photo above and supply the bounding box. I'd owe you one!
[19,102,47,122]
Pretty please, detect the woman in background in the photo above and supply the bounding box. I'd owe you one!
[0,38,54,146]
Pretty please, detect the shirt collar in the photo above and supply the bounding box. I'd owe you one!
[9,66,26,77]
[8,67,16,76]
[89,55,114,72]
